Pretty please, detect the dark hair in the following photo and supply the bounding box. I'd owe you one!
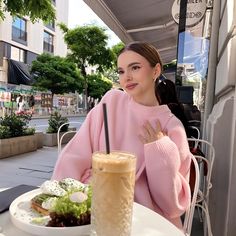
[156,79,190,134]
[156,79,179,105]
[119,41,163,77]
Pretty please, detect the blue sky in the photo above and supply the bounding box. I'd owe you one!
[68,0,120,47]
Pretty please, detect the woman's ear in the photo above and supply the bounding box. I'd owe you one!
[153,63,161,80]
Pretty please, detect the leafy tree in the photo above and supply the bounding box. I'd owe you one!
[111,42,125,65]
[59,23,114,110]
[87,74,113,100]
[31,53,84,97]
[103,42,124,84]
[0,0,55,22]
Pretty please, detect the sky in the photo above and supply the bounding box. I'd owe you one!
[68,0,121,47]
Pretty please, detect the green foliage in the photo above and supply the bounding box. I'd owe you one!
[0,0,55,22]
[0,125,11,139]
[59,23,114,75]
[87,74,113,100]
[103,42,124,84]
[24,127,36,136]
[47,111,69,133]
[31,53,85,96]
[111,42,125,65]
[0,113,33,139]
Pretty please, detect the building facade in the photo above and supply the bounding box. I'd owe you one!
[0,0,68,84]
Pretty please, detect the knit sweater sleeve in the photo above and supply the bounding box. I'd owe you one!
[51,104,103,183]
[144,119,191,218]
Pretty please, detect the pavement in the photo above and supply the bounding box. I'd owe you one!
[0,146,58,188]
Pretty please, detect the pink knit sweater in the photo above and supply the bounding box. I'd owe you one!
[52,89,191,227]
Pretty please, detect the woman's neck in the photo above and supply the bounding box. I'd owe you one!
[133,93,159,107]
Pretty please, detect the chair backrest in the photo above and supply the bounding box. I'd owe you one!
[183,154,200,235]
[57,121,81,154]
[188,138,215,201]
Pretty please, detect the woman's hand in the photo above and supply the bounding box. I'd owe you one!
[139,120,165,144]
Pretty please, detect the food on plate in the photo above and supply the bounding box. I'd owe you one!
[30,178,91,227]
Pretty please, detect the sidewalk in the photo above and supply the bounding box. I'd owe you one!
[0,146,58,188]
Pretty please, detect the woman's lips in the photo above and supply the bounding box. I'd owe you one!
[126,83,138,90]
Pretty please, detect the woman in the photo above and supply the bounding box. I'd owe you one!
[52,42,191,228]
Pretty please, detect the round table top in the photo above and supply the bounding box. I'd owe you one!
[0,188,184,236]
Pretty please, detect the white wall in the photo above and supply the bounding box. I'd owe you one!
[207,0,236,235]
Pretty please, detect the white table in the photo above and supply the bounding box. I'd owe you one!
[0,189,184,236]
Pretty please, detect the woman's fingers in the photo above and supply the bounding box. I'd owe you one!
[139,120,164,144]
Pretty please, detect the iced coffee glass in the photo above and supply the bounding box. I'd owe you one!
[90,151,136,236]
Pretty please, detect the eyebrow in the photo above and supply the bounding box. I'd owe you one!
[117,62,141,71]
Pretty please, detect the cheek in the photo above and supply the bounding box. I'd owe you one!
[119,77,124,86]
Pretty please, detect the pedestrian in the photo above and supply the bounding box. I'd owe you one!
[52,42,192,229]
[28,95,35,113]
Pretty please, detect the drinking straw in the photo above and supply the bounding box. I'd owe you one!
[103,103,110,154]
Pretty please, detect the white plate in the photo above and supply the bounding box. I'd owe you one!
[9,189,91,236]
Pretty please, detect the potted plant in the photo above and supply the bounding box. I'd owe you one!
[43,111,76,147]
[0,113,37,158]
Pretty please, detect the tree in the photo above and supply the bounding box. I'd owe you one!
[87,74,113,100]
[104,42,124,83]
[59,23,114,110]
[0,0,55,22]
[111,42,125,65]
[30,53,84,97]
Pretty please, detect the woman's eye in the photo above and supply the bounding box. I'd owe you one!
[132,65,140,71]
[117,70,124,75]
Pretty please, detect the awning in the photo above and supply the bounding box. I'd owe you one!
[8,59,33,85]
[83,0,208,64]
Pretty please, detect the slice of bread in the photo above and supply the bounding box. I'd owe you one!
[31,199,49,216]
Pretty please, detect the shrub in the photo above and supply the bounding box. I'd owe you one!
[47,111,69,133]
[0,113,34,139]
[0,125,11,139]
[24,127,36,136]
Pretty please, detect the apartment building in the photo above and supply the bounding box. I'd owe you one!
[0,0,68,84]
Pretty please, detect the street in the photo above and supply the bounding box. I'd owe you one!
[29,116,86,132]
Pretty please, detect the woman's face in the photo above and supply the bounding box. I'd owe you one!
[117,50,161,105]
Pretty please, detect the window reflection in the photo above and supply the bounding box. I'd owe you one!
[12,17,27,42]
[43,31,54,53]
[11,45,26,63]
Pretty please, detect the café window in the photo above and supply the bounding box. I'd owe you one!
[10,46,26,63]
[43,31,54,53]
[12,17,27,43]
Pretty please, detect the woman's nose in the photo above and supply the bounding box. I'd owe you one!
[124,70,132,81]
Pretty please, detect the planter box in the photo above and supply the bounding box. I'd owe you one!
[43,129,76,147]
[0,135,37,159]
[35,131,44,149]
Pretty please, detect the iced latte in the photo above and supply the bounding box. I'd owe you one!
[91,151,136,236]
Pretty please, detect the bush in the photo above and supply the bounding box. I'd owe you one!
[24,127,36,136]
[0,113,34,139]
[47,111,69,133]
[0,125,11,139]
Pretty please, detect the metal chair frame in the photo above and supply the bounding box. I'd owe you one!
[187,138,215,236]
[57,122,81,154]
[183,154,200,236]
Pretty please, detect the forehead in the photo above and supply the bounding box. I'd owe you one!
[117,51,149,68]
